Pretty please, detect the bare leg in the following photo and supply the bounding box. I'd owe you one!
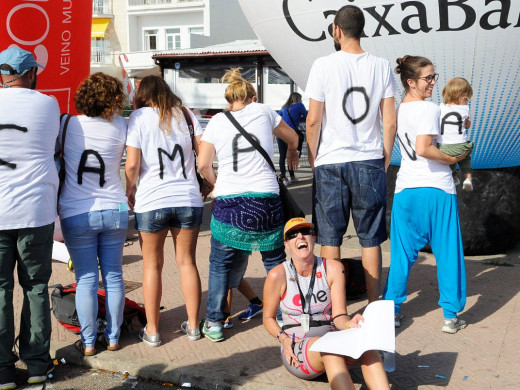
[171,226,201,330]
[225,289,233,314]
[362,246,382,303]
[359,350,390,390]
[140,229,168,334]
[320,245,341,260]
[237,279,258,301]
[306,338,354,390]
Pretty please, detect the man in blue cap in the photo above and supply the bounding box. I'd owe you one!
[0,45,59,390]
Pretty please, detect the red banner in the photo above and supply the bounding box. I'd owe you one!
[0,1,92,114]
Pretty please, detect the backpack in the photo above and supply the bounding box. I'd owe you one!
[340,258,367,299]
[50,284,147,334]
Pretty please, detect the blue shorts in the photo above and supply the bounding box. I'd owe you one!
[135,207,203,233]
[313,158,387,247]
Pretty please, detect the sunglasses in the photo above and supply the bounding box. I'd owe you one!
[285,227,313,241]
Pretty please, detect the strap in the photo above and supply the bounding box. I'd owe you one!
[60,114,72,156]
[286,106,297,129]
[180,106,195,150]
[224,110,276,173]
[282,320,330,331]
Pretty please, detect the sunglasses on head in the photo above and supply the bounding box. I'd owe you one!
[285,227,313,241]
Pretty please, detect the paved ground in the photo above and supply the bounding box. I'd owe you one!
[11,166,520,389]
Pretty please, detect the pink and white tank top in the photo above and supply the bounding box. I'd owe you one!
[280,257,334,339]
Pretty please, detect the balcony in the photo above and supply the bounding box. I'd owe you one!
[128,0,204,7]
[91,47,112,65]
[93,0,112,15]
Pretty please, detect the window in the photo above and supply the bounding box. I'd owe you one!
[166,28,181,50]
[189,27,204,35]
[144,29,158,51]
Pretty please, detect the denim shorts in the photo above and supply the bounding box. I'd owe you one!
[135,207,203,233]
[313,158,387,247]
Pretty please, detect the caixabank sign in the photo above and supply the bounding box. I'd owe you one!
[238,0,520,169]
[0,0,92,114]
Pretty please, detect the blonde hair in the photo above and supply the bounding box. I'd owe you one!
[135,75,182,135]
[222,68,256,104]
[442,77,473,104]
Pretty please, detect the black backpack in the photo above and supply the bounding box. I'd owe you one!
[340,258,367,299]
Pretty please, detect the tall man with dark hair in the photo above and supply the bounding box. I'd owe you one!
[306,5,397,303]
[0,46,59,389]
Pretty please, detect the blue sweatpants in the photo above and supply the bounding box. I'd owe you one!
[383,188,466,318]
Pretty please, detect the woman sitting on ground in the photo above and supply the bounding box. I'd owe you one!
[263,217,390,389]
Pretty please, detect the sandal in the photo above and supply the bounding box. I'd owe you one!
[97,334,121,351]
[74,340,96,356]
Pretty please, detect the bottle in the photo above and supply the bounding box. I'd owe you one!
[383,351,396,372]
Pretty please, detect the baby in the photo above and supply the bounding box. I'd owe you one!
[438,77,475,192]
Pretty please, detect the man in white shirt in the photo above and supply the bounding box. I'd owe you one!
[0,46,59,388]
[306,5,397,303]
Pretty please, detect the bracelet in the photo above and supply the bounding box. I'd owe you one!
[276,330,286,341]
[331,313,349,328]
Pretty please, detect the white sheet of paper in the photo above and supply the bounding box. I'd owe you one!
[52,241,70,264]
[309,300,395,359]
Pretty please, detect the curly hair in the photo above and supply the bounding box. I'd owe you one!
[74,72,125,120]
[442,77,473,104]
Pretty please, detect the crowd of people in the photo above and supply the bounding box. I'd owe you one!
[0,4,474,390]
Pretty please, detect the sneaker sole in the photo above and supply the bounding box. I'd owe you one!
[239,309,263,322]
[139,333,161,347]
[441,323,467,334]
[223,324,233,329]
[203,333,224,342]
[0,383,16,390]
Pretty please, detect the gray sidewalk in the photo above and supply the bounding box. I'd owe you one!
[12,167,520,389]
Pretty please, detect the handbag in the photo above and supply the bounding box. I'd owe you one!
[224,111,304,223]
[181,107,213,198]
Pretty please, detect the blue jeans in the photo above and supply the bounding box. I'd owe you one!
[135,207,203,233]
[313,158,387,247]
[61,210,128,347]
[206,236,286,325]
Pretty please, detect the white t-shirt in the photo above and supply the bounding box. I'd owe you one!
[201,102,280,197]
[395,101,455,195]
[126,107,203,212]
[58,115,128,219]
[305,51,397,166]
[0,88,59,229]
[437,103,471,144]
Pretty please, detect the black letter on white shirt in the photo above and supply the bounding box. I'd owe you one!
[342,87,370,124]
[158,146,186,180]
[397,133,417,161]
[77,150,106,187]
[232,133,259,172]
[441,112,463,135]
[0,124,28,169]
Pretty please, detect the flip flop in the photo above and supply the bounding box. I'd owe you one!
[74,340,96,356]
[97,334,120,351]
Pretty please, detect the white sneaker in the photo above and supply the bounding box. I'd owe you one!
[394,312,403,327]
[462,178,473,192]
[453,176,461,186]
[282,177,289,186]
[289,176,298,183]
[442,317,467,334]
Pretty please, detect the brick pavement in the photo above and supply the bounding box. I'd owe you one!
[11,167,520,389]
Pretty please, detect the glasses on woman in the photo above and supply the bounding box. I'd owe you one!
[418,73,439,84]
[285,227,313,241]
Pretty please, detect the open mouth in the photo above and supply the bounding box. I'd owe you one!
[296,242,308,249]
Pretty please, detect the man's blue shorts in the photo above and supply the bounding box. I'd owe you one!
[312,158,387,248]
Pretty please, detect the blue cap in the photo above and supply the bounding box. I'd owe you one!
[0,46,43,75]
